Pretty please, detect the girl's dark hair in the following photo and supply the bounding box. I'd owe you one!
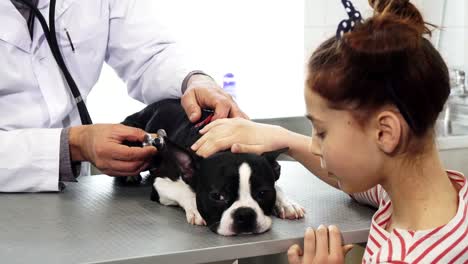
[307,0,450,138]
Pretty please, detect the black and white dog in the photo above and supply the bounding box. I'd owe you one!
[122,99,304,236]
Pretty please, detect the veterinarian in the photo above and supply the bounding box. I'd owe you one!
[0,0,246,192]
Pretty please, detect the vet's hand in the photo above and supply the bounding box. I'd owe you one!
[288,225,354,264]
[191,118,290,158]
[181,74,248,123]
[69,124,157,176]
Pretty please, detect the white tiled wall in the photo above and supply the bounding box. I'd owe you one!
[465,2,468,74]
[304,0,466,73]
[304,0,376,59]
[437,0,466,71]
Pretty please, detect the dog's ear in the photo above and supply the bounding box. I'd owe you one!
[163,140,200,183]
[173,148,196,179]
[262,148,289,181]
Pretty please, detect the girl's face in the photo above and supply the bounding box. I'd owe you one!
[305,88,384,193]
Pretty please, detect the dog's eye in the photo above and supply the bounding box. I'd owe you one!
[209,191,225,202]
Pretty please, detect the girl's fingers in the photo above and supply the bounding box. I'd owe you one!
[328,225,346,262]
[343,244,355,255]
[303,227,317,263]
[195,137,234,158]
[289,226,351,264]
[199,119,226,134]
[231,143,265,155]
[191,134,209,151]
[193,124,229,151]
[328,225,343,252]
[287,244,303,264]
[314,225,329,256]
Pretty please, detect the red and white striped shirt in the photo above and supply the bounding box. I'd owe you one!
[351,171,467,264]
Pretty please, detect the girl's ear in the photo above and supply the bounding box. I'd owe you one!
[374,110,403,154]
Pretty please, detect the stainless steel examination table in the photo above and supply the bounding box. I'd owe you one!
[0,161,375,264]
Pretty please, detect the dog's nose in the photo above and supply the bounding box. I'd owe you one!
[232,207,257,232]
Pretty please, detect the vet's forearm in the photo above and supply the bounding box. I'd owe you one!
[285,131,340,189]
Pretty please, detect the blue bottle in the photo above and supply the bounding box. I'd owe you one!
[223,73,236,99]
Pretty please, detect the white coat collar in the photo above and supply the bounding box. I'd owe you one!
[0,0,76,53]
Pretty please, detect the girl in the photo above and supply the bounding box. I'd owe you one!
[191,0,467,263]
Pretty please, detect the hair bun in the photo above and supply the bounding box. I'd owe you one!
[368,0,431,36]
[369,0,409,12]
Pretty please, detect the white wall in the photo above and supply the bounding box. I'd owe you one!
[87,0,466,124]
[88,0,305,123]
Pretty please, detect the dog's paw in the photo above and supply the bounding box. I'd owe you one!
[185,208,207,226]
[274,198,305,220]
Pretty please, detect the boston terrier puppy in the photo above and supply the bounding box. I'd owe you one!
[122,99,304,236]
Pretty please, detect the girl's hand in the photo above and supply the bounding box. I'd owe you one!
[191,118,290,158]
[288,225,354,264]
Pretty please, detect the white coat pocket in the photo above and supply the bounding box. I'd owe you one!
[56,1,110,95]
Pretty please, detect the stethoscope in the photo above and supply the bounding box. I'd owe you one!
[15,0,93,125]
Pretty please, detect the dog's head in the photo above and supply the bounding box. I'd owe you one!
[152,138,286,236]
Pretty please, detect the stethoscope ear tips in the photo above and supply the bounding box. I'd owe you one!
[157,129,167,138]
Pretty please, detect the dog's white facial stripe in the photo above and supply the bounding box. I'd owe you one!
[238,163,252,201]
[216,163,272,236]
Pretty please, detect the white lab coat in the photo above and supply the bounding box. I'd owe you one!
[0,0,195,192]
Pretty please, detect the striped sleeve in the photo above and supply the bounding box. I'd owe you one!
[349,185,383,208]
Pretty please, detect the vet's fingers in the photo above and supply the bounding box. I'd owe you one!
[287,244,303,264]
[114,124,148,142]
[108,160,149,174]
[181,89,202,123]
[303,227,317,262]
[227,102,249,120]
[328,225,346,262]
[211,99,232,121]
[231,143,264,155]
[110,144,157,161]
[102,161,149,176]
